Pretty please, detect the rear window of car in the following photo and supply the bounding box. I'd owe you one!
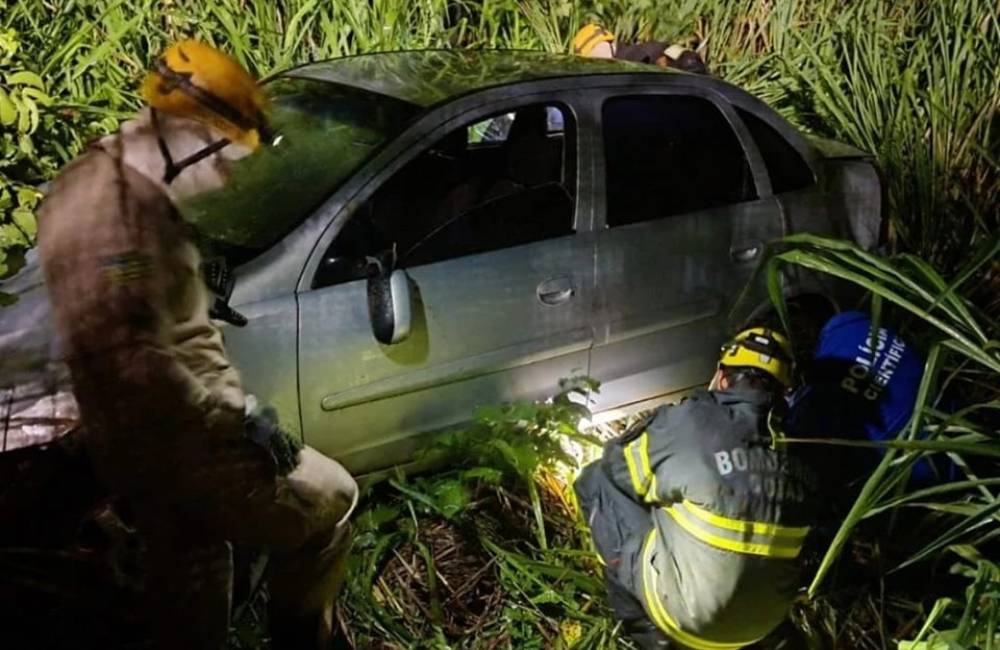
[179,77,420,262]
[735,108,814,194]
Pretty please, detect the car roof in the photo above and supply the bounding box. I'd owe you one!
[281,49,677,107]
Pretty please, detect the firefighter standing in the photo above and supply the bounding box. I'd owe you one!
[575,329,819,649]
[37,41,358,650]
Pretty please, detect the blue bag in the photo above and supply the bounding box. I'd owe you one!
[788,311,952,485]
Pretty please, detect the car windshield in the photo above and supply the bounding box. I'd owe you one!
[179,77,420,262]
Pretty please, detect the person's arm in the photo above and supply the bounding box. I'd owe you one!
[608,396,709,506]
[603,404,684,504]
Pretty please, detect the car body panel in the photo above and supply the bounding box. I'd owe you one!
[298,235,594,471]
[805,136,872,160]
[588,198,784,414]
[0,252,77,452]
[218,296,302,438]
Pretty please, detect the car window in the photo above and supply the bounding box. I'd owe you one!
[468,107,565,144]
[314,103,576,288]
[602,95,756,227]
[735,108,815,194]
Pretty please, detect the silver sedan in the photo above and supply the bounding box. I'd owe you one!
[0,50,882,474]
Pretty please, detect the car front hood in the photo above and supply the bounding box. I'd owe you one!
[805,135,872,160]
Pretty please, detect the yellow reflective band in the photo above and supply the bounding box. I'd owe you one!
[639,434,653,486]
[681,501,810,539]
[640,531,758,650]
[624,440,645,497]
[664,506,802,559]
[644,474,659,504]
[626,433,655,498]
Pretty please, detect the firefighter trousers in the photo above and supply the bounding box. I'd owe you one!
[575,461,673,649]
[132,445,358,650]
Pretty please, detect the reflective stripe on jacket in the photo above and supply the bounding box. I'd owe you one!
[599,389,819,648]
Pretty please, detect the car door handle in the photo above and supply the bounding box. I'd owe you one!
[730,241,763,263]
[537,276,575,305]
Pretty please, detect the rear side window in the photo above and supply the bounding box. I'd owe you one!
[602,95,756,227]
[736,108,814,193]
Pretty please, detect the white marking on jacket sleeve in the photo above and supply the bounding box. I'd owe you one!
[715,451,733,476]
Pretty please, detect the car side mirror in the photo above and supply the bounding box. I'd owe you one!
[366,261,412,345]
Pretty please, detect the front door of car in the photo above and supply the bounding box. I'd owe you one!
[588,91,783,412]
[297,101,593,473]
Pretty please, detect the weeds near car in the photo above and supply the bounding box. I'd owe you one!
[765,234,1000,648]
[335,378,631,649]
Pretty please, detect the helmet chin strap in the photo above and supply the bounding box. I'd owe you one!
[150,108,231,184]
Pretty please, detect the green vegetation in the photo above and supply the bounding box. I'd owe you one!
[334,380,624,649]
[767,234,999,648]
[1,0,997,648]
[1,0,997,275]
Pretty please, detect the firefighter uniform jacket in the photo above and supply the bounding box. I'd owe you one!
[37,129,248,500]
[577,388,819,649]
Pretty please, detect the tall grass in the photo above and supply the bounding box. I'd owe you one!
[332,383,625,649]
[1,0,997,277]
[766,234,999,647]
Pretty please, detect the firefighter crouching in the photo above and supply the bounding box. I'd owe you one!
[37,41,358,649]
[575,329,819,649]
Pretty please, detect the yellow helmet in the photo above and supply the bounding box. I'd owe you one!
[572,24,615,56]
[719,328,794,387]
[142,40,269,149]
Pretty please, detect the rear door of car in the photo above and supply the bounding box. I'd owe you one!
[587,86,784,413]
[296,93,595,472]
[728,100,877,312]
